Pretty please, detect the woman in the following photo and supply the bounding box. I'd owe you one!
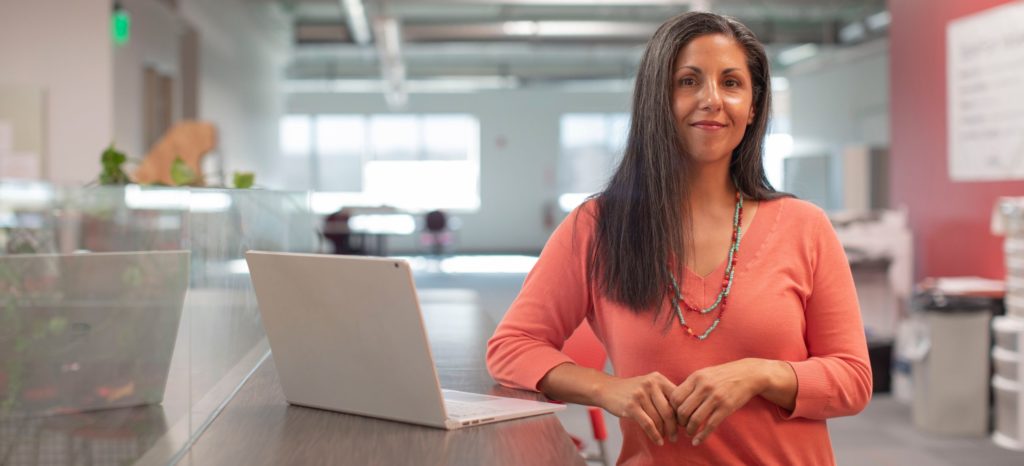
[486,11,871,466]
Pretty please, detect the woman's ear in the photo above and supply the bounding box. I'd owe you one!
[747,108,755,125]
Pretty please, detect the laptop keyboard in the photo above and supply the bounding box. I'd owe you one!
[445,399,499,419]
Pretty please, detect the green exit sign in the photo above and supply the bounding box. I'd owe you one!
[112,7,131,45]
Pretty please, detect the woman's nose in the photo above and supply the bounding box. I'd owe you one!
[699,82,723,111]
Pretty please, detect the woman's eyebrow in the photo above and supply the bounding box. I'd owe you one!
[674,65,744,75]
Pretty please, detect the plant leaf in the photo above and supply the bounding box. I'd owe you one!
[170,157,197,186]
[233,172,255,189]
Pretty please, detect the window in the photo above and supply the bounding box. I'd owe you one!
[279,113,480,212]
[316,115,365,192]
[557,113,630,211]
[279,115,312,157]
[765,76,792,190]
[370,115,418,161]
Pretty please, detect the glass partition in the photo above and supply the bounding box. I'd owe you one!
[0,182,315,465]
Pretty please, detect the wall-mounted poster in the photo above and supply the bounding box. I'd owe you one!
[947,2,1024,181]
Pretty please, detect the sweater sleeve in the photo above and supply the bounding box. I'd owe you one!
[782,208,873,420]
[486,203,596,391]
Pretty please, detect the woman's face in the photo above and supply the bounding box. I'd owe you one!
[671,33,755,166]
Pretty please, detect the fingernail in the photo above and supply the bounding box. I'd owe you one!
[657,439,664,446]
[692,438,701,446]
[670,434,678,443]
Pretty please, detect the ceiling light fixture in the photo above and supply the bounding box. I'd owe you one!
[374,17,407,108]
[339,0,372,45]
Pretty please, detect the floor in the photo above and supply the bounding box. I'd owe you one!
[411,264,1024,465]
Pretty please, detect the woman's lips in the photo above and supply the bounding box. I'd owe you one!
[691,122,726,131]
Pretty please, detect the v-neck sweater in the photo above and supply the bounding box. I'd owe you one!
[486,196,872,465]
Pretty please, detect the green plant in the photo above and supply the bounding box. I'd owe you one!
[99,143,131,185]
[170,156,198,186]
[233,172,255,189]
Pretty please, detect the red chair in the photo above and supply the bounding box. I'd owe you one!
[561,320,610,466]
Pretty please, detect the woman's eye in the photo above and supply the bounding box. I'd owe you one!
[724,79,740,87]
[679,77,697,86]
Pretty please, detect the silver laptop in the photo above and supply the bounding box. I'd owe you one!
[245,251,564,429]
[0,250,190,417]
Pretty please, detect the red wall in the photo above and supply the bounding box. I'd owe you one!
[889,0,1023,280]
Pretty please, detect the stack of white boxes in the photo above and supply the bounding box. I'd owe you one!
[994,199,1024,450]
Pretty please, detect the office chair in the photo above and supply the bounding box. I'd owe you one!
[322,208,365,255]
[561,320,610,466]
[421,210,454,256]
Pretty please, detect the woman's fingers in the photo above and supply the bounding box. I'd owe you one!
[625,402,664,445]
[637,390,664,440]
[651,387,679,442]
[674,384,704,428]
[599,372,688,446]
[684,395,715,437]
[692,408,727,446]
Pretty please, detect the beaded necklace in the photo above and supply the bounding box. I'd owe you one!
[667,191,744,341]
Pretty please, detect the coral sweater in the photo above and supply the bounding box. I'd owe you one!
[487,197,872,465]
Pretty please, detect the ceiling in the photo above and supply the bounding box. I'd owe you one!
[256,0,889,92]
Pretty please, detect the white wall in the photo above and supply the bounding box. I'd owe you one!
[179,0,290,187]
[788,39,890,151]
[0,0,112,183]
[786,39,890,210]
[288,90,631,253]
[112,0,290,186]
[113,0,183,159]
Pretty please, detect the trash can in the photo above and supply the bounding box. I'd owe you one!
[908,292,996,436]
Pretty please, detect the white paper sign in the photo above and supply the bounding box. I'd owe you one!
[947,2,1024,181]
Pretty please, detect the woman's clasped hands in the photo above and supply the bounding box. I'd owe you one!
[594,358,770,447]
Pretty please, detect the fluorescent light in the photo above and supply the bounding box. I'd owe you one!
[285,77,519,94]
[778,44,818,66]
[408,76,518,92]
[285,80,383,93]
[374,17,406,108]
[865,11,891,31]
[503,21,539,36]
[556,78,634,93]
[340,0,371,45]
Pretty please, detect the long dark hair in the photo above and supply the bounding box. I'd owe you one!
[589,11,788,315]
